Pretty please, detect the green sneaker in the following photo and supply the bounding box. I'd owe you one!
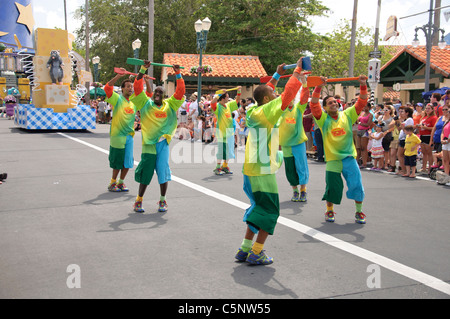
[246,250,273,265]
[213,167,225,175]
[291,190,300,202]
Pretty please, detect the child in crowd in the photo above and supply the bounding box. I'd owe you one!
[370,122,385,171]
[403,125,421,178]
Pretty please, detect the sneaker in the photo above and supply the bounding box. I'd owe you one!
[133,201,145,213]
[116,183,129,192]
[299,191,307,202]
[158,200,168,213]
[235,248,249,262]
[325,211,336,223]
[246,250,273,265]
[221,166,233,174]
[355,212,366,224]
[108,182,120,192]
[213,167,225,175]
[291,191,300,202]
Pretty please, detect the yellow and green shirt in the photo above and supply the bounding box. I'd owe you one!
[243,97,285,176]
[278,101,308,147]
[105,90,136,149]
[212,100,239,142]
[315,106,359,162]
[131,92,184,146]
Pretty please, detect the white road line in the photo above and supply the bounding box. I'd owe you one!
[58,133,450,296]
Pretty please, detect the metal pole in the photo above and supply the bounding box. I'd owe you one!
[64,0,67,31]
[197,41,203,113]
[348,0,358,77]
[374,0,382,52]
[433,0,441,46]
[148,0,155,80]
[133,48,139,74]
[84,0,90,106]
[424,0,434,93]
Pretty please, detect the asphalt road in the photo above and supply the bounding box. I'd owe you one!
[0,118,449,301]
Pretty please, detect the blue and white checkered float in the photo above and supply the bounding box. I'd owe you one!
[14,104,96,130]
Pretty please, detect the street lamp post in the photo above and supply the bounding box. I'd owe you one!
[92,56,100,100]
[411,0,446,94]
[132,39,142,74]
[195,17,211,114]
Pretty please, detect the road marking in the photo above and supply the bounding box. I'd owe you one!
[58,133,450,296]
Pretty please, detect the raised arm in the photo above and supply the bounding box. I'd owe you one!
[267,63,287,91]
[354,75,369,115]
[104,69,126,98]
[144,75,153,98]
[172,64,185,100]
[280,58,304,111]
[134,60,152,96]
[309,77,327,119]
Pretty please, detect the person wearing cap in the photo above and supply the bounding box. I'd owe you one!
[413,103,423,128]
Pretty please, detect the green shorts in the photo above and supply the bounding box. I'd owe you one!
[243,174,280,235]
[109,135,134,170]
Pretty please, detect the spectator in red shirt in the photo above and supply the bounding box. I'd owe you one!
[419,104,438,173]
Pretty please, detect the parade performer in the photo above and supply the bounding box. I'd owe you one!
[235,58,304,265]
[104,68,136,192]
[210,87,242,175]
[131,60,185,213]
[277,71,310,202]
[310,75,369,224]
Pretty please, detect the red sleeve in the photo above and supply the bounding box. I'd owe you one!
[310,87,323,119]
[354,85,368,115]
[299,86,309,105]
[146,92,153,98]
[211,101,217,112]
[134,78,144,96]
[104,83,114,98]
[266,82,275,91]
[173,77,185,100]
[280,76,301,111]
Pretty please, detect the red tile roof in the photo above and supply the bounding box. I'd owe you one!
[162,53,268,80]
[381,45,450,77]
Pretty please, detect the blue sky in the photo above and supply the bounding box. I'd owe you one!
[33,0,449,46]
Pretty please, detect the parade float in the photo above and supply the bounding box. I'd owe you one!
[14,27,96,130]
[0,0,95,130]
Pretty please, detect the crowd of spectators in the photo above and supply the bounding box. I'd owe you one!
[173,89,450,187]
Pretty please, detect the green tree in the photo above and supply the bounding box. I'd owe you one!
[197,0,328,73]
[73,0,329,82]
[310,20,397,80]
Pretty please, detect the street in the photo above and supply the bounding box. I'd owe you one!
[0,119,449,300]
